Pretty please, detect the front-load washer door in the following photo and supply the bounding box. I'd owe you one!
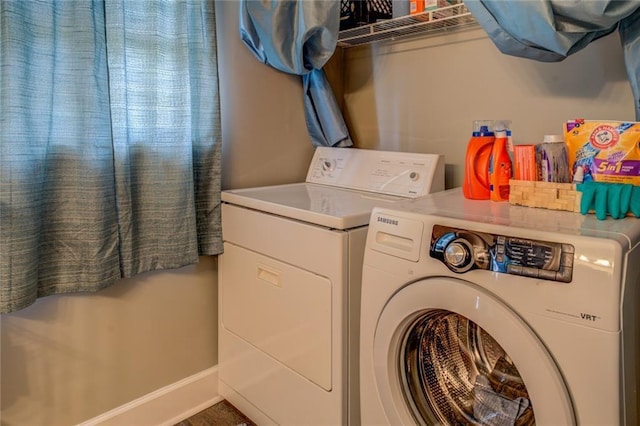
[373,277,575,426]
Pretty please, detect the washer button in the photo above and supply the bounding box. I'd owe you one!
[507,264,523,275]
[538,269,558,281]
[521,267,540,278]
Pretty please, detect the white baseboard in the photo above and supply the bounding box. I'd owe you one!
[77,366,221,426]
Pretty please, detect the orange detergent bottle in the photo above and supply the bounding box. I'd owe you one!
[463,121,495,200]
[489,129,512,202]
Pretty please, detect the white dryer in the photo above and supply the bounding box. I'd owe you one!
[360,188,640,425]
[218,147,444,425]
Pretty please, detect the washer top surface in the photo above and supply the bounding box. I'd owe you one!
[390,187,640,250]
[222,147,445,230]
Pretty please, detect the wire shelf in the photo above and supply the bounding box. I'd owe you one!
[337,3,477,48]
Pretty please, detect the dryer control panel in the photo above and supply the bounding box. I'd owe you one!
[429,225,574,283]
[305,147,445,198]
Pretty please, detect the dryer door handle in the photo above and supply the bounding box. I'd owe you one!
[257,264,282,287]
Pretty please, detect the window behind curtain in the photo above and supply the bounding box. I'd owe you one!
[0,0,222,314]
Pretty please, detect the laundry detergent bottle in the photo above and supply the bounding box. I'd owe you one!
[463,121,495,200]
[489,129,512,202]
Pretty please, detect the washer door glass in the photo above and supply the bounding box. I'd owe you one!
[401,310,534,425]
[371,277,575,425]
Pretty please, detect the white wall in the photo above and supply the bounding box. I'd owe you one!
[341,26,635,188]
[0,2,314,425]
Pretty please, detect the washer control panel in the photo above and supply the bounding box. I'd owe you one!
[429,225,574,283]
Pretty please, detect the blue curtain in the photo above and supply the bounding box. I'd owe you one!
[465,0,640,120]
[0,0,222,314]
[239,0,353,148]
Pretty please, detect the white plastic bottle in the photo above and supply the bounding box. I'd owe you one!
[537,134,570,183]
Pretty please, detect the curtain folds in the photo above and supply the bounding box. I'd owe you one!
[465,0,640,120]
[0,0,222,314]
[239,0,353,148]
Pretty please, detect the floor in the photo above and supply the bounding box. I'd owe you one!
[174,400,256,426]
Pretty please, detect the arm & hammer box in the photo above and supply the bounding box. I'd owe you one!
[564,119,640,185]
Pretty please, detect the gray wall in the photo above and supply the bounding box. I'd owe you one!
[217,0,315,190]
[1,259,218,425]
[340,27,634,188]
[0,2,313,425]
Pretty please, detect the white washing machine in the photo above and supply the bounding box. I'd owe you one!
[360,188,640,426]
[218,147,445,425]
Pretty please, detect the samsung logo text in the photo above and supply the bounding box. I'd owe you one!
[377,216,398,226]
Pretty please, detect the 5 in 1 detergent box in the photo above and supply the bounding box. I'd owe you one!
[564,119,640,185]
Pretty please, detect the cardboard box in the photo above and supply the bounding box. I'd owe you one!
[513,145,538,181]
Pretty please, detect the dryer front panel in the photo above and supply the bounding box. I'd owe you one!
[372,277,576,426]
[221,242,332,391]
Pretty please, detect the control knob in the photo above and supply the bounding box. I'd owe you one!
[443,238,475,273]
[321,159,335,173]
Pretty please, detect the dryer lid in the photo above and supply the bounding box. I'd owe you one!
[221,147,445,230]
[222,182,404,229]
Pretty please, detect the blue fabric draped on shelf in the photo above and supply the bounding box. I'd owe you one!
[239,0,353,148]
[0,0,222,313]
[465,0,640,120]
